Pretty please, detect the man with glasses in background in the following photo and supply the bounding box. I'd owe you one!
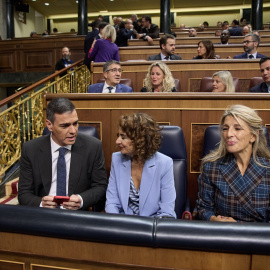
[233,34,266,59]
[87,60,133,93]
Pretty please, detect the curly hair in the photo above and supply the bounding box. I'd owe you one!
[143,62,175,92]
[200,104,270,171]
[118,113,162,163]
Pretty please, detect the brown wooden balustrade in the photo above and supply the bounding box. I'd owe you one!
[44,92,270,209]
[91,59,262,92]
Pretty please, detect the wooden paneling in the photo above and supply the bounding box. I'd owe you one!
[0,36,85,73]
[0,231,260,270]
[44,93,270,209]
[91,60,262,92]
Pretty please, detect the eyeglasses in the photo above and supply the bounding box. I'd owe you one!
[106,68,122,73]
[242,40,255,44]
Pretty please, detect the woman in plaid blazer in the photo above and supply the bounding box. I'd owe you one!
[197,105,270,222]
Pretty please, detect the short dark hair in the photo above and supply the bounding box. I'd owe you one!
[260,57,270,66]
[103,60,121,72]
[92,19,101,28]
[159,34,175,50]
[240,17,246,23]
[232,19,239,25]
[46,98,75,123]
[142,16,151,24]
[99,22,108,31]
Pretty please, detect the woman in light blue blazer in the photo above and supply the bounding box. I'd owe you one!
[105,113,176,218]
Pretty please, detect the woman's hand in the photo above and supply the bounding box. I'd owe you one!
[91,38,96,48]
[210,215,237,222]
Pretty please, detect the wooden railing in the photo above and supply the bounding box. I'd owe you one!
[0,60,90,181]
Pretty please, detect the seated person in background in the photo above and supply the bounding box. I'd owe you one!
[217,21,222,28]
[105,112,176,218]
[53,28,58,34]
[88,25,120,62]
[193,40,218,59]
[141,62,176,92]
[252,30,261,38]
[55,47,73,76]
[137,16,159,45]
[180,24,185,29]
[148,34,182,61]
[222,21,229,31]
[116,19,136,47]
[88,60,133,93]
[42,30,49,36]
[212,71,235,92]
[18,97,108,210]
[229,19,242,36]
[218,30,230,45]
[197,104,270,222]
[189,28,197,37]
[30,31,38,37]
[240,17,247,26]
[203,21,209,28]
[70,28,76,33]
[233,34,266,59]
[242,26,250,36]
[250,57,270,93]
[215,30,222,37]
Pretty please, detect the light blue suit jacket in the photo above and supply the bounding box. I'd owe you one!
[87,83,133,93]
[105,152,176,218]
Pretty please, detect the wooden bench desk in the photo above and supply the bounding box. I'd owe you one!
[91,59,262,92]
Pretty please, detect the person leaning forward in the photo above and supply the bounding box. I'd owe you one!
[18,97,108,210]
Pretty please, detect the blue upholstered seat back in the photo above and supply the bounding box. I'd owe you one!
[159,126,187,219]
[203,125,270,157]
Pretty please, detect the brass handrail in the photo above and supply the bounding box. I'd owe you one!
[0,60,91,181]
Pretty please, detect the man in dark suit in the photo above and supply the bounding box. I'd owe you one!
[137,16,159,45]
[88,60,133,93]
[18,97,108,210]
[233,34,267,59]
[229,19,242,36]
[116,19,136,47]
[148,34,182,61]
[249,57,270,93]
[84,19,101,69]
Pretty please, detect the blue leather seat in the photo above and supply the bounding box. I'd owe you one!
[42,125,99,139]
[159,126,188,219]
[203,125,270,157]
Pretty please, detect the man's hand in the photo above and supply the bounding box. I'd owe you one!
[210,215,237,222]
[62,194,82,210]
[42,196,57,208]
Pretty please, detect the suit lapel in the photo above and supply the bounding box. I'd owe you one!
[116,84,121,93]
[220,155,265,219]
[119,158,132,213]
[38,136,52,194]
[139,156,156,213]
[68,136,84,195]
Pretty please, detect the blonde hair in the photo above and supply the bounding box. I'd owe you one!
[201,104,270,171]
[143,62,175,92]
[212,71,235,93]
[101,25,116,43]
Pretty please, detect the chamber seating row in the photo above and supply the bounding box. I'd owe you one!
[1,203,270,255]
[98,77,263,92]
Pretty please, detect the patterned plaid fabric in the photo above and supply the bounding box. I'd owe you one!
[197,154,270,222]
